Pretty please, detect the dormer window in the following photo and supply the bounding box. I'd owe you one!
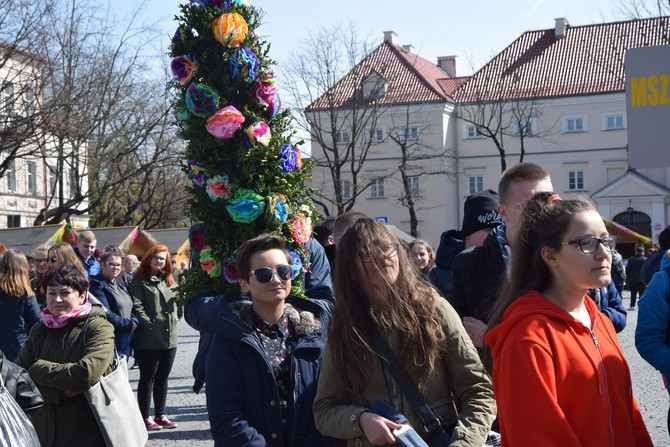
[362,73,387,100]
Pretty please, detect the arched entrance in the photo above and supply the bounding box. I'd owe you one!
[612,211,651,259]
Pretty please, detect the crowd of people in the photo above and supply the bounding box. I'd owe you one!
[0,231,189,446]
[2,161,670,447]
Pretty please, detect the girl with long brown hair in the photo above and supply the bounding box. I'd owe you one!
[129,245,178,431]
[313,218,495,446]
[0,250,40,360]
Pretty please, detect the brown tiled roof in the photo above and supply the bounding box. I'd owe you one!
[307,41,453,110]
[454,16,670,102]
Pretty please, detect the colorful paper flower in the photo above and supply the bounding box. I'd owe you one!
[212,13,248,48]
[171,26,183,47]
[206,105,245,139]
[199,246,221,277]
[189,222,207,252]
[187,160,209,187]
[266,194,289,224]
[253,75,281,117]
[244,122,271,147]
[291,214,312,244]
[223,259,238,284]
[229,47,259,83]
[174,107,190,127]
[171,55,199,85]
[205,173,233,201]
[185,83,219,117]
[279,144,301,172]
[286,248,303,279]
[226,188,265,223]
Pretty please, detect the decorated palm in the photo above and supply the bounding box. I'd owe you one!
[169,0,316,298]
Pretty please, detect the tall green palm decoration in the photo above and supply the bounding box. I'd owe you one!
[168,0,316,298]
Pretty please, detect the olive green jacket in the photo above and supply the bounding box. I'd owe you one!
[129,274,178,350]
[313,294,496,447]
[15,306,114,447]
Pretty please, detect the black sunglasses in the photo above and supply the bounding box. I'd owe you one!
[48,257,58,264]
[249,265,293,283]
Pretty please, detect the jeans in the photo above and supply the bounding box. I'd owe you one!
[135,348,177,419]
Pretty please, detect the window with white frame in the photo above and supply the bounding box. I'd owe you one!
[26,161,37,196]
[1,83,14,117]
[405,176,420,197]
[23,89,36,116]
[464,124,484,139]
[47,164,57,197]
[362,73,387,100]
[604,114,625,130]
[568,170,584,191]
[7,215,20,228]
[400,127,420,141]
[368,128,385,143]
[369,178,385,198]
[341,179,351,200]
[468,176,483,195]
[335,130,350,144]
[515,120,535,136]
[564,116,586,133]
[6,159,16,193]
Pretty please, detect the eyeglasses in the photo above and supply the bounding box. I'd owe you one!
[359,243,400,264]
[249,265,293,283]
[105,262,122,268]
[152,256,167,262]
[34,258,48,264]
[558,235,617,254]
[48,257,58,264]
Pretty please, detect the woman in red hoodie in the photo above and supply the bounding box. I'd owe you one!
[483,192,652,447]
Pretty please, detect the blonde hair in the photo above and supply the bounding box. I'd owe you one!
[0,250,34,298]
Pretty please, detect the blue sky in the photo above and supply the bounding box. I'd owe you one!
[115,0,626,77]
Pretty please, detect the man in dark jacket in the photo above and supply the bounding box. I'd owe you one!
[448,163,553,347]
[429,189,503,297]
[587,281,627,332]
[626,246,647,310]
[642,225,670,285]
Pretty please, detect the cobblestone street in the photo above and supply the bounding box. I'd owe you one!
[133,290,669,446]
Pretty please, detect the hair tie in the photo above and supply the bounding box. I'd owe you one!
[548,194,562,203]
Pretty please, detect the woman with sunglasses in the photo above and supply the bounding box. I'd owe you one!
[30,244,50,307]
[484,192,652,446]
[205,234,334,447]
[129,245,179,431]
[89,249,138,358]
[314,218,496,446]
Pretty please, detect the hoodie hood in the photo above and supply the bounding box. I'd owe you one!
[662,249,670,270]
[433,229,465,270]
[484,290,600,359]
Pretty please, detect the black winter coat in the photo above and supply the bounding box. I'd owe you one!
[447,227,506,323]
[428,229,464,297]
[0,350,43,415]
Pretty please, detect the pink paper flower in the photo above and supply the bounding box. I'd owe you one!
[205,174,233,201]
[253,75,281,117]
[291,214,312,244]
[212,13,248,48]
[206,105,245,139]
[244,122,271,147]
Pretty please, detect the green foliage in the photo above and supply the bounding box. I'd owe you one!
[168,1,317,298]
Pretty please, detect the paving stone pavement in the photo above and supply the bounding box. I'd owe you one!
[130,290,669,446]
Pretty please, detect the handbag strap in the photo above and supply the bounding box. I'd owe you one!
[370,328,444,436]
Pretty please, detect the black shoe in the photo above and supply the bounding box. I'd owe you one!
[130,360,139,370]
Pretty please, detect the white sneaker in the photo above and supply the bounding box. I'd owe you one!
[627,306,637,311]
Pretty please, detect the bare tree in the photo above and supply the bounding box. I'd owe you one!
[284,23,393,216]
[614,0,670,17]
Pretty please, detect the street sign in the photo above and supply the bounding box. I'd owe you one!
[375,216,388,224]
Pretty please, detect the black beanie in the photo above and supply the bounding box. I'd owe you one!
[461,189,503,238]
[659,225,670,251]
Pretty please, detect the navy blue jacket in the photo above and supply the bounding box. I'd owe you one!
[0,290,40,361]
[205,294,334,447]
[73,246,101,277]
[587,281,627,333]
[88,274,138,336]
[428,229,464,297]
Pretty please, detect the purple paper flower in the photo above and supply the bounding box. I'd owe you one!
[187,160,209,186]
[171,55,199,85]
[189,222,207,252]
[279,144,300,172]
[185,83,219,117]
[253,75,281,117]
[286,248,303,279]
[223,259,239,284]
[229,47,259,83]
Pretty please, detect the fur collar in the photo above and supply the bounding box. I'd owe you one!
[229,299,322,335]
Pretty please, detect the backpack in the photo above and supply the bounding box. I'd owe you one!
[611,256,626,287]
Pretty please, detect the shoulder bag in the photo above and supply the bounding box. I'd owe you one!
[82,319,148,447]
[0,369,40,447]
[370,329,501,447]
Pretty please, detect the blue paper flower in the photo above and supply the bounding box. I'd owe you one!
[229,47,260,83]
[226,188,265,223]
[286,248,303,279]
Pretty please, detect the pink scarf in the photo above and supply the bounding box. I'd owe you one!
[40,300,92,329]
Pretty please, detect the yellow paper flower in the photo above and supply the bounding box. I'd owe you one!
[212,13,248,48]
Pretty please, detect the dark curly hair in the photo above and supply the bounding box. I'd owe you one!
[43,264,90,296]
